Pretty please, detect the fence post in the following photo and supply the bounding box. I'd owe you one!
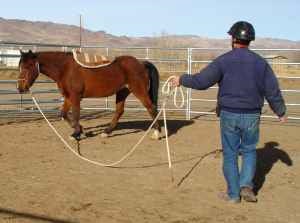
[146,47,149,59]
[105,47,110,110]
[186,48,192,120]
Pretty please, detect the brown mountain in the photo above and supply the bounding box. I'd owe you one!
[1,17,300,49]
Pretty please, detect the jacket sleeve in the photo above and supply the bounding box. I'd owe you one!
[263,63,286,117]
[179,60,222,90]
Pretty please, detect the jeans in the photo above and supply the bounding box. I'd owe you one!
[220,110,260,199]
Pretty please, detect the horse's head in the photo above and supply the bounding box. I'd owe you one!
[17,50,40,93]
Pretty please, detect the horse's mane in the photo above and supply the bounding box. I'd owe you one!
[33,51,73,64]
[36,51,72,57]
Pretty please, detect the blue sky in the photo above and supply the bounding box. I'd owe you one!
[1,0,300,41]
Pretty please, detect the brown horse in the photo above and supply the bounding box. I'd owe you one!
[17,50,161,140]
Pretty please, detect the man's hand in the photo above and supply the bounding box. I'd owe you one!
[170,76,181,87]
[279,115,287,123]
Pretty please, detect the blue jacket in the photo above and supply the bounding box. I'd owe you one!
[180,48,286,116]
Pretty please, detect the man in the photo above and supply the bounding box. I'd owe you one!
[171,21,287,203]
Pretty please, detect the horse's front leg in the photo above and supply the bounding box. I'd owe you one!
[70,97,83,140]
[59,97,72,126]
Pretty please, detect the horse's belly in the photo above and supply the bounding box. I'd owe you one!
[82,71,126,98]
[83,83,124,98]
[83,89,115,98]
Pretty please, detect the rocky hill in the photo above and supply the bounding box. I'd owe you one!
[1,17,300,49]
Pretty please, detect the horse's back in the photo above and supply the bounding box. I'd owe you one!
[115,55,143,66]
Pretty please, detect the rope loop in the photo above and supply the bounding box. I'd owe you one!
[161,76,185,108]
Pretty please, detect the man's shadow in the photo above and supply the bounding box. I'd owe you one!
[253,141,293,194]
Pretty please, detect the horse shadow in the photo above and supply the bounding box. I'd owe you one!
[253,141,293,194]
[82,119,194,139]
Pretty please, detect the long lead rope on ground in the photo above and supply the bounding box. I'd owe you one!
[29,77,184,168]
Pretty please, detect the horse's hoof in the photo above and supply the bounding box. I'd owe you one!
[101,132,109,138]
[150,130,160,140]
[70,132,81,141]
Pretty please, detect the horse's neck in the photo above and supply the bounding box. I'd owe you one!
[37,52,68,82]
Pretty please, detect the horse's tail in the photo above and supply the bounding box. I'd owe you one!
[143,61,159,107]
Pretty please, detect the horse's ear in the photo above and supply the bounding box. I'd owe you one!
[28,50,37,58]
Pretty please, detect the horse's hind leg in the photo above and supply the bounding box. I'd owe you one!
[131,89,161,140]
[102,88,130,137]
[145,100,161,140]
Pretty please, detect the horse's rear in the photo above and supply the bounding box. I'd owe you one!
[90,55,161,139]
[115,56,159,109]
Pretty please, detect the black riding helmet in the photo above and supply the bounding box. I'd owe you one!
[228,21,255,41]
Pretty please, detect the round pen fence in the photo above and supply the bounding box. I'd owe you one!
[0,42,299,121]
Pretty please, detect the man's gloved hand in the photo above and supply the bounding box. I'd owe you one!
[170,76,181,87]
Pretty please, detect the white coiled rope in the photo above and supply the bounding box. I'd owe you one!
[162,76,185,108]
[29,76,184,168]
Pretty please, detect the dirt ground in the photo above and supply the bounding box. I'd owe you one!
[0,112,299,223]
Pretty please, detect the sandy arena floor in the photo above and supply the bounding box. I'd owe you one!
[0,112,299,223]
